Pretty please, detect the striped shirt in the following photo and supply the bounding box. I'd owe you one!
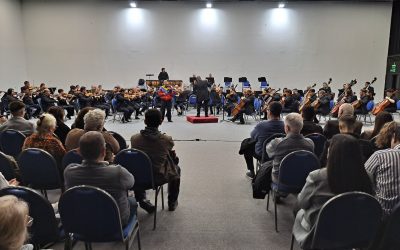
[365,144,400,215]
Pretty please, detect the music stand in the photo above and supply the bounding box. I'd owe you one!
[206,77,215,84]
[146,74,154,81]
[239,77,248,92]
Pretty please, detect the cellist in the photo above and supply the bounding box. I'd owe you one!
[229,89,255,124]
[282,89,299,113]
[383,89,397,113]
[313,90,331,116]
[224,87,239,117]
[354,89,370,115]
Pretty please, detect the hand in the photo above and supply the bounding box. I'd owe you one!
[8,178,19,186]
[0,116,7,124]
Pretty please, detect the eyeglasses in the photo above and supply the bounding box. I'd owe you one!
[27,216,34,227]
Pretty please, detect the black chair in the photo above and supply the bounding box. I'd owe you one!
[267,150,320,232]
[0,129,26,158]
[18,148,63,198]
[371,201,400,250]
[109,131,128,151]
[114,148,164,230]
[61,149,83,170]
[0,186,63,249]
[291,191,382,250]
[256,133,286,171]
[59,185,141,250]
[0,151,16,180]
[305,133,327,158]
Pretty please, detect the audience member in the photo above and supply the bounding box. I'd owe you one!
[361,111,393,140]
[365,124,400,215]
[300,106,323,136]
[323,103,362,139]
[23,114,66,167]
[239,101,285,178]
[0,101,34,136]
[70,107,94,129]
[0,172,19,190]
[0,195,33,250]
[64,131,136,226]
[373,121,398,150]
[48,106,71,145]
[293,134,373,249]
[131,109,181,212]
[65,109,119,162]
[266,113,314,182]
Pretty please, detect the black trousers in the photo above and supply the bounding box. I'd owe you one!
[60,105,75,118]
[197,99,209,116]
[94,104,111,117]
[134,166,181,203]
[242,142,261,174]
[118,106,134,120]
[160,100,172,121]
[26,104,41,118]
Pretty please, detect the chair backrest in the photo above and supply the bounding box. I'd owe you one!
[18,148,62,190]
[329,100,335,110]
[243,81,251,88]
[59,185,124,242]
[374,201,400,250]
[261,133,286,162]
[260,81,268,89]
[111,98,118,109]
[305,133,327,158]
[278,150,320,192]
[311,192,382,249]
[254,98,262,111]
[0,186,60,245]
[109,131,128,151]
[62,149,83,170]
[189,95,197,105]
[224,82,232,88]
[367,100,375,111]
[114,148,154,189]
[0,151,16,180]
[0,129,26,158]
[397,100,400,110]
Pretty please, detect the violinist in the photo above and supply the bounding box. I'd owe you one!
[115,87,134,122]
[292,89,302,102]
[282,89,299,113]
[22,87,41,119]
[128,88,142,119]
[68,85,80,112]
[224,87,238,117]
[314,90,331,116]
[56,89,75,119]
[383,89,397,113]
[157,80,175,122]
[209,86,222,115]
[354,89,370,115]
[229,89,255,124]
[40,88,57,112]
[91,87,111,117]
[77,87,92,108]
[174,85,188,116]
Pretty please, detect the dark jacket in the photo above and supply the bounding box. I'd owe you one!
[317,96,331,115]
[301,121,323,136]
[54,121,70,145]
[323,119,363,139]
[193,80,210,102]
[40,95,57,112]
[158,71,169,81]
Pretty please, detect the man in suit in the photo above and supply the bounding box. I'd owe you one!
[315,90,331,116]
[0,101,34,136]
[40,88,57,112]
[323,103,363,139]
[193,76,210,117]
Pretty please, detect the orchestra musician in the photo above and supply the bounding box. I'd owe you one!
[383,89,398,113]
[364,81,375,97]
[354,89,370,115]
[91,86,111,117]
[115,87,134,122]
[224,87,239,117]
[40,88,57,112]
[281,89,300,113]
[342,89,357,103]
[174,85,188,116]
[313,90,331,116]
[68,85,80,112]
[230,89,255,124]
[209,86,222,115]
[193,76,210,117]
[56,89,75,119]
[157,80,175,122]
[320,82,332,95]
[22,86,41,119]
[77,87,92,108]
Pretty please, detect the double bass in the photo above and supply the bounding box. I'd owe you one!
[261,88,281,113]
[371,89,398,115]
[330,79,357,117]
[231,89,252,117]
[299,83,317,112]
[311,78,332,110]
[352,77,376,109]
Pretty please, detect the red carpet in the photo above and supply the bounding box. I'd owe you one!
[186,115,219,123]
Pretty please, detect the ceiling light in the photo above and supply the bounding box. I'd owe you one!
[130,2,137,8]
[206,2,212,8]
[278,3,285,8]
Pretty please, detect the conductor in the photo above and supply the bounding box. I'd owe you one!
[193,76,210,117]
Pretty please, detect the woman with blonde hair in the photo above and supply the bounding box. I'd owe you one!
[0,195,32,250]
[23,113,66,167]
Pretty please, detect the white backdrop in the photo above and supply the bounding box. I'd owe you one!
[1,1,393,97]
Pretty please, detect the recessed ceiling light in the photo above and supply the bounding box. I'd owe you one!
[278,3,285,8]
[206,2,212,8]
[130,2,137,8]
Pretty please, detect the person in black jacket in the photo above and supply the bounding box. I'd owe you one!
[40,89,57,112]
[22,87,41,118]
[230,89,255,124]
[315,90,331,116]
[115,89,134,122]
[77,87,92,109]
[354,89,370,115]
[158,67,169,83]
[48,106,71,146]
[193,76,210,117]
[301,106,323,136]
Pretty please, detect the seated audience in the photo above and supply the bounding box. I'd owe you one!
[300,106,323,136]
[239,101,285,178]
[323,103,362,139]
[23,114,66,167]
[0,172,19,189]
[131,109,181,212]
[64,131,136,227]
[365,124,400,215]
[0,195,33,250]
[266,113,314,182]
[373,121,398,150]
[71,107,94,129]
[293,134,373,249]
[65,109,119,162]
[360,111,393,140]
[48,106,71,145]
[0,101,34,136]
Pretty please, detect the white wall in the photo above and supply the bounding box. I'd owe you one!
[0,0,27,87]
[19,1,393,96]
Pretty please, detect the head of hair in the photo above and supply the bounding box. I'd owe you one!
[73,107,95,129]
[9,101,25,116]
[0,195,29,250]
[37,113,57,134]
[284,113,303,134]
[326,134,373,194]
[83,109,105,131]
[145,109,162,128]
[338,103,354,117]
[47,106,65,123]
[338,114,356,133]
[371,111,393,138]
[80,86,86,92]
[23,81,29,85]
[161,67,165,71]
[70,85,76,90]
[268,101,282,117]
[301,106,316,121]
[7,88,13,95]
[79,131,106,161]
[57,89,64,94]
[393,125,400,146]
[375,121,398,149]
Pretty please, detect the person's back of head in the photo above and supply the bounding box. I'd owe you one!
[47,106,65,123]
[371,111,393,138]
[9,101,25,117]
[338,103,354,118]
[0,195,29,250]
[145,109,162,128]
[268,101,282,119]
[338,114,356,134]
[72,107,94,129]
[83,109,105,131]
[78,131,106,162]
[284,113,303,134]
[37,113,57,135]
[327,134,373,194]
[301,106,316,122]
[375,121,399,149]
[391,124,400,149]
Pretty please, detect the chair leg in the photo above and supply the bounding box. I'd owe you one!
[42,190,48,199]
[84,242,90,250]
[153,187,159,230]
[266,190,270,211]
[290,234,295,250]
[137,226,142,250]
[161,185,165,210]
[273,191,278,232]
[64,234,73,250]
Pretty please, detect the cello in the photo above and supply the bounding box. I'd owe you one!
[299,83,317,112]
[372,89,398,115]
[330,79,357,117]
[261,88,281,113]
[232,89,251,117]
[311,78,332,110]
[352,77,376,109]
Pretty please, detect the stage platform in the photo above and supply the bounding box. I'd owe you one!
[186,115,219,123]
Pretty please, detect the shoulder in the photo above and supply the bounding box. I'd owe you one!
[308,168,327,183]
[68,128,84,135]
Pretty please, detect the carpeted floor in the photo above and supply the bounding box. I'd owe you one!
[47,109,375,250]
